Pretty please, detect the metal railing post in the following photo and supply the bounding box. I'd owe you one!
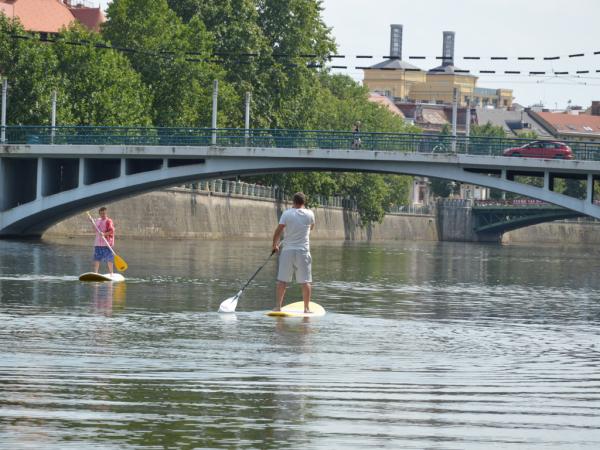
[465,97,471,154]
[244,92,251,146]
[1,79,7,144]
[211,80,218,145]
[51,90,57,145]
[451,87,458,153]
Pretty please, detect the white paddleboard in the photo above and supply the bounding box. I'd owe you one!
[266,301,326,318]
[79,272,125,282]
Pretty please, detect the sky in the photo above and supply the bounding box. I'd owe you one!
[97,0,600,108]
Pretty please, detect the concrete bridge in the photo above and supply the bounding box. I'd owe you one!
[437,199,586,242]
[2,126,600,238]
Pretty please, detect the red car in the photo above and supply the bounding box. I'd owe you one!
[503,141,574,159]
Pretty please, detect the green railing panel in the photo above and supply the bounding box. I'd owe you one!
[2,126,600,161]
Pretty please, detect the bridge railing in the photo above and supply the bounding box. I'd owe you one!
[171,179,433,215]
[4,126,600,161]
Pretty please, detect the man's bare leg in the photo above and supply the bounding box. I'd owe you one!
[302,283,312,313]
[107,261,114,275]
[93,261,100,273]
[275,281,287,311]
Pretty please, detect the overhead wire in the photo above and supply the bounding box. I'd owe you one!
[7,33,600,77]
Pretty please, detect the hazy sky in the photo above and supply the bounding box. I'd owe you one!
[97,0,600,108]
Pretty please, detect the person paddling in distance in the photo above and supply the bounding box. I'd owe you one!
[272,192,315,313]
[92,206,115,275]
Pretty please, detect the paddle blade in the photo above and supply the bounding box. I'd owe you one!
[218,292,240,313]
[114,254,128,272]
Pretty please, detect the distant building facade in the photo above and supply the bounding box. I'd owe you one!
[0,0,105,33]
[529,107,600,142]
[363,26,513,109]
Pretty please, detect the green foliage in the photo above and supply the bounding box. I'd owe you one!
[0,16,151,126]
[54,26,152,126]
[440,123,451,135]
[516,129,538,139]
[430,178,453,198]
[103,0,239,126]
[470,121,506,138]
[252,73,417,224]
[1,0,418,226]
[0,16,59,125]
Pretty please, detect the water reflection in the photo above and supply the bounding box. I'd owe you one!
[91,282,126,315]
[1,238,600,449]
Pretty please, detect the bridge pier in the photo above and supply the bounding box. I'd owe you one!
[437,199,503,243]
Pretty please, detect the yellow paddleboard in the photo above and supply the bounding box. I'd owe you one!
[266,301,326,318]
[79,272,125,282]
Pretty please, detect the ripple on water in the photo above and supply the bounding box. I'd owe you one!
[1,239,600,449]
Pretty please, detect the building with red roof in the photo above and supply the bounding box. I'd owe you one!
[368,93,405,119]
[530,107,600,141]
[0,0,104,33]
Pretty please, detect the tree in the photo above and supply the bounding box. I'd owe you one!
[103,0,239,127]
[0,16,60,125]
[54,26,152,126]
[516,129,538,139]
[252,73,418,223]
[470,121,506,138]
[0,17,151,127]
[430,178,454,198]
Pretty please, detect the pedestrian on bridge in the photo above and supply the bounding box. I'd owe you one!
[352,121,362,149]
[92,207,116,275]
[272,192,315,313]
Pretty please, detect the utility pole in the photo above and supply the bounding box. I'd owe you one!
[244,91,251,144]
[451,87,458,152]
[1,79,7,144]
[211,79,218,145]
[465,96,471,137]
[51,90,57,144]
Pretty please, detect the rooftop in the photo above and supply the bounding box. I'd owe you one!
[368,93,405,118]
[369,58,421,71]
[0,0,104,33]
[427,64,477,78]
[475,108,552,137]
[534,111,600,136]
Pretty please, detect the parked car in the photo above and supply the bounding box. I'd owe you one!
[502,140,574,159]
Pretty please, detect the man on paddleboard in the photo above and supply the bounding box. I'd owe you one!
[92,207,115,275]
[272,192,315,313]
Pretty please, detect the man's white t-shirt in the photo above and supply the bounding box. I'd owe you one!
[279,207,315,251]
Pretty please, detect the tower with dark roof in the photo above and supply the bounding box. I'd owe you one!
[362,25,425,100]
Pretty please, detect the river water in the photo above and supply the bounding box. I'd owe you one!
[1,237,599,449]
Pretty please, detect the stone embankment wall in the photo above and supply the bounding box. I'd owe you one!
[45,189,600,243]
[46,188,439,241]
[504,220,600,245]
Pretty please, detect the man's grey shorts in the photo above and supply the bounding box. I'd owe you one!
[277,249,312,283]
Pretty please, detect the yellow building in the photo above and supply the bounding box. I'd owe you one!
[363,24,426,99]
[409,68,477,106]
[363,62,425,100]
[363,28,513,109]
[472,87,513,108]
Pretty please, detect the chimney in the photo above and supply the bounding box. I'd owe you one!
[390,24,403,59]
[442,31,455,66]
[592,101,600,116]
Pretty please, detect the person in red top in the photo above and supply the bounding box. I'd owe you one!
[92,206,115,274]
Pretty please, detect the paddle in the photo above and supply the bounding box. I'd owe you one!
[86,211,128,272]
[218,250,276,313]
